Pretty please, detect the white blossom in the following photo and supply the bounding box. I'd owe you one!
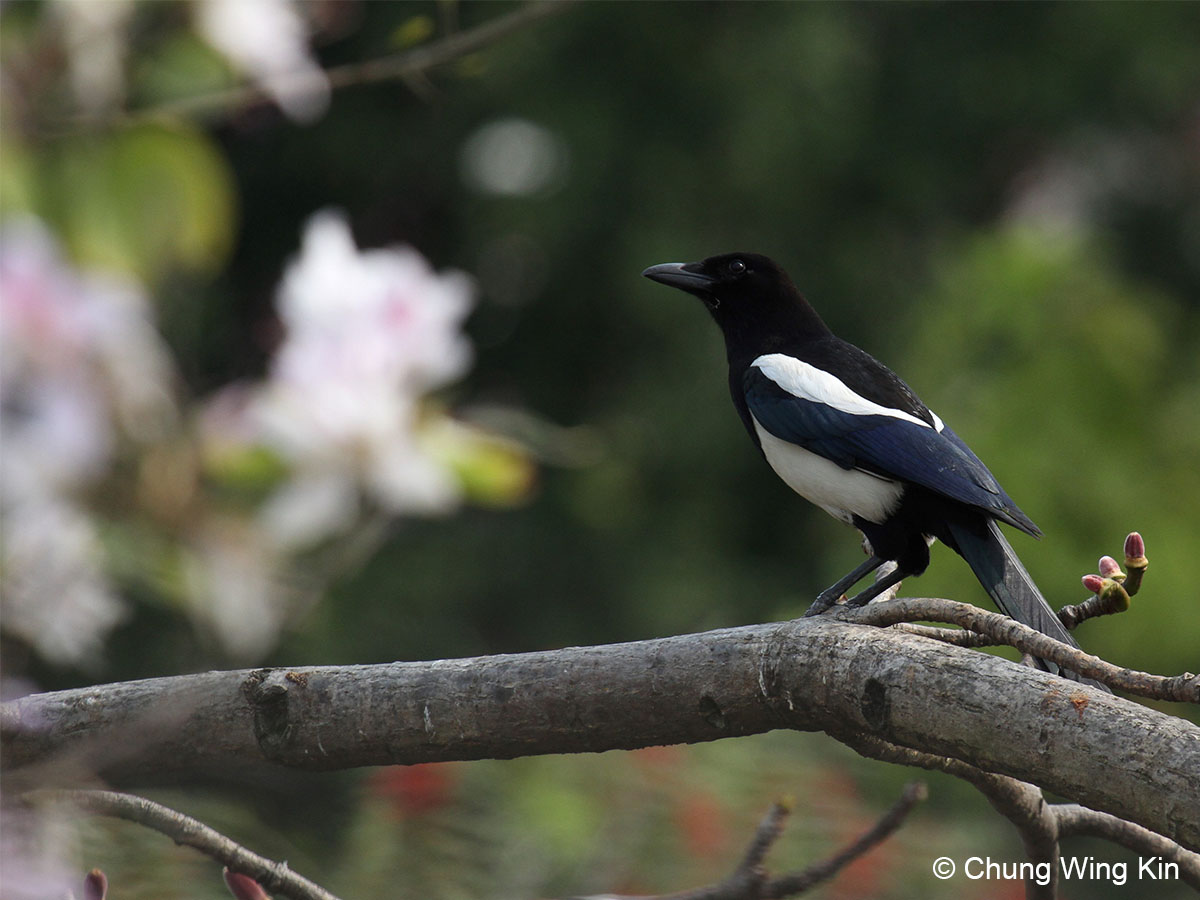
[196,0,331,123]
[246,210,474,548]
[1,498,124,665]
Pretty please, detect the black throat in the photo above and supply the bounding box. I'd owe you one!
[709,290,832,375]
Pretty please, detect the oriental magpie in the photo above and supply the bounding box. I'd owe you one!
[644,252,1099,686]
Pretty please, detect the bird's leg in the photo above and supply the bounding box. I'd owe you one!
[804,555,886,617]
[843,565,907,608]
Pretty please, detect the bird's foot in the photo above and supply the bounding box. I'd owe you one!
[805,555,887,617]
[842,589,878,609]
[842,563,905,608]
[803,589,845,617]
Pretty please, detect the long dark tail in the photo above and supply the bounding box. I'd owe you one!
[946,518,1109,691]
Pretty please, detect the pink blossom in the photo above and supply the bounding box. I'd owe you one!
[0,220,171,663]
[0,219,175,494]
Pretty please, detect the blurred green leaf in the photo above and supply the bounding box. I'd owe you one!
[203,443,290,503]
[0,138,37,215]
[52,122,235,283]
[423,417,536,507]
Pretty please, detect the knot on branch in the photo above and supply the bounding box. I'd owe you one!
[243,670,297,762]
[861,678,891,733]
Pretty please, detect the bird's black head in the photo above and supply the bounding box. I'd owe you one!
[642,253,829,352]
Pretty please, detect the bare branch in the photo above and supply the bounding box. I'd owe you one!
[131,1,573,125]
[622,802,791,900]
[736,800,791,879]
[24,789,340,900]
[831,726,1059,898]
[765,782,926,897]
[838,597,1200,703]
[833,727,1200,897]
[579,784,925,900]
[889,622,998,647]
[893,586,1127,647]
[890,531,1150,653]
[1056,589,1130,630]
[1054,804,1200,891]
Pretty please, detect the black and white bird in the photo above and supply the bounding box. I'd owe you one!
[643,252,1096,684]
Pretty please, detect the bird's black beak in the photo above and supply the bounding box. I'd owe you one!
[641,262,715,295]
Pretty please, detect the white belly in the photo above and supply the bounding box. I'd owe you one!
[752,417,903,526]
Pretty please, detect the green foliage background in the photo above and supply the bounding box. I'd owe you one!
[4,1,1198,897]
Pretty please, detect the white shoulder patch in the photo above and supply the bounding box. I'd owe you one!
[752,353,942,431]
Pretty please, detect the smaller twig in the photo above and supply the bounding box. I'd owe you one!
[889,622,997,647]
[892,590,1123,646]
[831,729,1063,898]
[891,531,1149,645]
[659,802,793,900]
[890,584,1130,647]
[832,726,1200,896]
[734,799,791,878]
[1122,554,1148,597]
[23,789,340,900]
[765,782,927,897]
[838,597,1200,703]
[75,1,572,129]
[579,784,924,900]
[831,727,1057,855]
[1056,589,1128,630]
[1054,804,1200,891]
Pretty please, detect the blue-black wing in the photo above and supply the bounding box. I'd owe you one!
[743,366,1038,535]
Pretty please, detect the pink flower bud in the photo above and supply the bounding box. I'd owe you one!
[84,870,108,900]
[1098,556,1122,577]
[1081,574,1105,594]
[1124,532,1145,560]
[223,869,271,900]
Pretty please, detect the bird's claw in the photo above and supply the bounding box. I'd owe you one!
[804,590,844,617]
[842,591,874,609]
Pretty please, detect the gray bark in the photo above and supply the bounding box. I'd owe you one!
[4,617,1198,851]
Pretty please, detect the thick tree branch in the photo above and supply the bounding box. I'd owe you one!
[24,789,340,900]
[5,612,1198,853]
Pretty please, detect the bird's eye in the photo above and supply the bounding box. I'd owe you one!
[728,259,747,276]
